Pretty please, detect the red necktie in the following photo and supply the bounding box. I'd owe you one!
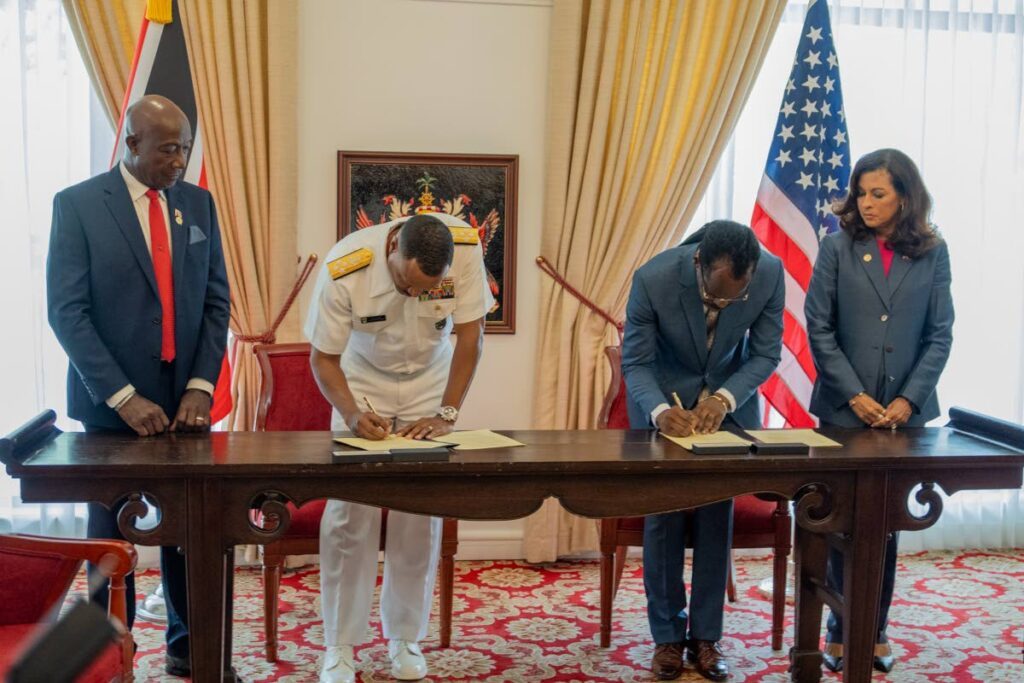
[146,189,175,361]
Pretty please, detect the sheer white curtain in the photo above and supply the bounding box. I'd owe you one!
[0,0,112,535]
[688,0,1024,549]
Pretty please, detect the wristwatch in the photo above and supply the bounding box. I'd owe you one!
[438,405,459,423]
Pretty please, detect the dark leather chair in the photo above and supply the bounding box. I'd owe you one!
[597,345,791,650]
[253,342,458,662]
[0,533,138,682]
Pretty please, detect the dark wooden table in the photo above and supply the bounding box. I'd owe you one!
[4,419,1023,683]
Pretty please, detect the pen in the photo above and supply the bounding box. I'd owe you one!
[363,396,393,436]
[671,392,684,410]
[363,396,379,416]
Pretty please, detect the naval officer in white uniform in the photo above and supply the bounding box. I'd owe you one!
[305,212,493,683]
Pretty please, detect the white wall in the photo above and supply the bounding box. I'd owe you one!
[297,0,552,557]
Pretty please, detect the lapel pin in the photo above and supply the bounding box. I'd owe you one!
[174,208,183,225]
[863,253,872,262]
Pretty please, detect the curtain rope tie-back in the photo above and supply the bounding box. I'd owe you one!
[232,253,319,346]
[535,256,623,343]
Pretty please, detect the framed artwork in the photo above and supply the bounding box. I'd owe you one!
[338,151,518,334]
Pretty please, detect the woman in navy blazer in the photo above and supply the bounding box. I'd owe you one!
[805,148,954,673]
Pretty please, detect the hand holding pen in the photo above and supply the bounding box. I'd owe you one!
[655,391,698,437]
[347,396,393,440]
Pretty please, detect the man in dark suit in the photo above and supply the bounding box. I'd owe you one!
[46,95,230,677]
[622,220,784,681]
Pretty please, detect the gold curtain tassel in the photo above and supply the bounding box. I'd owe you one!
[145,0,173,24]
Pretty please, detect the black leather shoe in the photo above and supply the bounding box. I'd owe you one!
[822,643,843,673]
[873,642,895,673]
[165,654,243,682]
[165,654,190,677]
[650,642,685,680]
[687,640,730,681]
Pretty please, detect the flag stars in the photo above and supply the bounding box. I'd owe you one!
[801,99,819,116]
[839,107,846,122]
[775,149,793,168]
[800,122,818,141]
[803,50,822,68]
[819,225,831,239]
[824,76,836,93]
[799,147,818,166]
[806,26,823,44]
[785,78,796,95]
[818,126,826,142]
[823,175,840,192]
[797,172,815,190]
[821,101,832,117]
[780,101,796,117]
[827,151,844,169]
[827,51,839,69]
[833,129,847,145]
[817,198,832,216]
[778,124,795,142]
[802,75,821,92]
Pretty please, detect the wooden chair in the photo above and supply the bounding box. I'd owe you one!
[253,342,458,662]
[597,345,791,650]
[0,533,138,682]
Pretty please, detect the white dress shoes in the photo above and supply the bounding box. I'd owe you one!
[388,639,428,681]
[320,645,356,683]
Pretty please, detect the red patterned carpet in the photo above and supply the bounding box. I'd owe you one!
[99,550,1022,681]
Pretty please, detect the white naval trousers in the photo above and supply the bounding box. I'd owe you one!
[321,352,449,646]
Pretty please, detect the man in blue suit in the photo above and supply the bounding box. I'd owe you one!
[622,220,784,681]
[46,95,230,677]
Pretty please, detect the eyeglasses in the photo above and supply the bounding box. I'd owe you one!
[695,257,750,307]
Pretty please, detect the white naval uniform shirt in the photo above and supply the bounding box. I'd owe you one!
[304,213,494,382]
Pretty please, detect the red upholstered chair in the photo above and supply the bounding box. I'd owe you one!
[0,533,137,682]
[254,342,458,662]
[597,345,791,650]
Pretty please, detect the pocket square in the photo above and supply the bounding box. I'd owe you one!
[188,225,207,245]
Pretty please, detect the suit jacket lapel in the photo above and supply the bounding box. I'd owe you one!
[680,256,709,367]
[166,186,187,290]
[854,239,891,310]
[103,169,159,299]
[887,251,914,298]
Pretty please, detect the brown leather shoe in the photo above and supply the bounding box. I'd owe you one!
[687,640,730,681]
[650,642,685,680]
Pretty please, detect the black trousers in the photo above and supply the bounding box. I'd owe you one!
[84,362,189,658]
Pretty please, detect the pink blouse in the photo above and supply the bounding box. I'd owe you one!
[878,238,895,276]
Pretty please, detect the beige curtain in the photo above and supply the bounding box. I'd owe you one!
[525,0,786,562]
[61,0,145,127]
[178,0,300,431]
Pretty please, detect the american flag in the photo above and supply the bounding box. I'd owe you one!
[751,0,851,427]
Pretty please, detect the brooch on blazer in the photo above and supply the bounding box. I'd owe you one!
[174,208,184,225]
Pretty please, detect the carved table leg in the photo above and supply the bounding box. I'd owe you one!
[789,523,827,683]
[224,547,236,677]
[842,470,890,683]
[186,477,227,683]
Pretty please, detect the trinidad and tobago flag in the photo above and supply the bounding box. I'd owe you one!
[112,0,232,423]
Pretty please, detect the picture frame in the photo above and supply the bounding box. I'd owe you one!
[337,151,518,334]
